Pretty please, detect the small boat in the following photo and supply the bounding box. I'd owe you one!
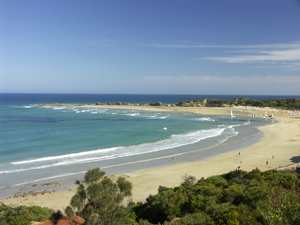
[230,110,235,118]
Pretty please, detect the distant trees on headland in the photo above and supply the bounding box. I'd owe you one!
[37,97,300,110]
[95,98,300,110]
[175,98,300,110]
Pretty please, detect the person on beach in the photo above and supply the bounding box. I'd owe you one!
[240,160,242,164]
[266,161,268,165]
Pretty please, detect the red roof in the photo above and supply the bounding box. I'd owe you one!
[31,215,84,225]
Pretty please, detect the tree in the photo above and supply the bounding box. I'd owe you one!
[0,204,52,225]
[258,186,300,225]
[177,212,212,225]
[66,167,133,225]
[206,175,228,187]
[181,174,197,188]
[135,187,188,224]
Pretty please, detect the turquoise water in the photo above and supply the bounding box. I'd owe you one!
[0,94,279,197]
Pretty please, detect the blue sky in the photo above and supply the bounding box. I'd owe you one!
[1,0,300,95]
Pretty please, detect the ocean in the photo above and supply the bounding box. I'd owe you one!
[0,93,297,198]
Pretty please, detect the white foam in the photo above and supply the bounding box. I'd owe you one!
[10,149,212,186]
[4,128,227,174]
[146,113,168,119]
[1,155,119,174]
[98,109,108,113]
[194,117,214,121]
[157,115,169,119]
[217,130,239,145]
[12,105,33,109]
[8,128,239,186]
[11,147,122,165]
[53,106,66,110]
[126,113,140,116]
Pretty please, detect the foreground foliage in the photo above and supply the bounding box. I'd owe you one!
[132,168,300,224]
[0,204,56,225]
[65,167,134,225]
[67,168,300,225]
[1,168,300,224]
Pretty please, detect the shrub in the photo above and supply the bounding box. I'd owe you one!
[258,186,300,224]
[244,168,263,181]
[206,176,228,187]
[3,206,33,225]
[177,212,212,225]
[27,205,51,222]
[67,167,132,225]
[221,170,248,184]
[221,184,245,205]
[158,185,169,193]
[181,174,197,188]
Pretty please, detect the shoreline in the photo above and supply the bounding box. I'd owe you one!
[1,105,300,211]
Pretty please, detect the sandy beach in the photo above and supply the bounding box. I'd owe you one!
[1,105,300,212]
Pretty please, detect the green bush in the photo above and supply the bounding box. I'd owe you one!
[244,168,263,180]
[2,205,33,225]
[206,176,228,187]
[221,170,248,184]
[177,212,212,225]
[258,187,300,224]
[133,168,300,224]
[67,167,132,225]
[27,205,51,222]
[0,204,52,225]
